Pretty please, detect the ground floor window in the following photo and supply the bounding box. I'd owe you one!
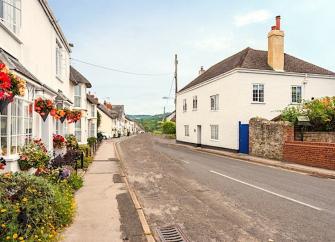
[0,98,33,156]
[90,122,95,137]
[291,85,302,103]
[184,125,189,136]
[210,125,219,140]
[75,119,81,142]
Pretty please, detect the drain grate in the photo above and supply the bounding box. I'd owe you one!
[157,225,189,242]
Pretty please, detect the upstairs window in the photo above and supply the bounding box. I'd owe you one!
[193,96,198,110]
[210,94,219,110]
[74,85,81,107]
[91,104,96,117]
[252,84,264,103]
[56,40,63,78]
[183,99,187,112]
[0,0,21,34]
[291,86,302,103]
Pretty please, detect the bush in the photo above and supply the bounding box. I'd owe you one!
[0,173,75,241]
[161,121,176,134]
[87,137,97,147]
[97,132,104,143]
[67,173,84,191]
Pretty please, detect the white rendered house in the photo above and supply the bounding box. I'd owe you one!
[176,16,335,152]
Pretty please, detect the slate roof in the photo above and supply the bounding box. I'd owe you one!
[179,47,335,92]
[111,105,125,118]
[70,66,92,88]
[87,94,99,105]
[97,104,118,119]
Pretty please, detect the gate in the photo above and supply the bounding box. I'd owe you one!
[239,122,249,154]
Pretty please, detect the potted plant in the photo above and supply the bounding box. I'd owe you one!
[60,108,71,123]
[50,108,66,121]
[0,62,26,113]
[53,134,67,157]
[65,134,79,150]
[34,97,54,121]
[18,139,50,172]
[67,110,81,123]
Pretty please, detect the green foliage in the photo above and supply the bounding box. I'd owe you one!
[97,131,104,143]
[161,121,176,134]
[87,137,97,146]
[17,139,50,171]
[0,173,75,241]
[65,134,79,150]
[135,114,169,133]
[97,111,101,128]
[281,97,335,131]
[67,173,84,191]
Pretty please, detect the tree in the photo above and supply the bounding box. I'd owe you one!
[161,121,176,134]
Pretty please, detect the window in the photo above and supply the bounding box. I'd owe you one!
[89,122,95,137]
[210,125,219,140]
[91,104,96,117]
[184,125,189,136]
[74,85,81,107]
[291,86,302,103]
[193,96,198,110]
[0,0,21,34]
[75,119,81,142]
[56,40,62,78]
[210,94,219,110]
[252,84,264,103]
[183,99,187,112]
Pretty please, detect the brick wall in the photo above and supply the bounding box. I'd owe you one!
[295,132,335,143]
[283,141,335,170]
[249,118,294,160]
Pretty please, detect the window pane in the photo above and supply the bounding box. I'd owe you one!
[1,117,7,135]
[1,136,7,156]
[10,136,17,154]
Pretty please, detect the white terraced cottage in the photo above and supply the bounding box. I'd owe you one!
[0,0,97,172]
[176,16,335,153]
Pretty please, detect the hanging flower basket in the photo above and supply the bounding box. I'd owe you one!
[34,97,54,121]
[50,108,66,121]
[0,62,26,114]
[67,110,82,123]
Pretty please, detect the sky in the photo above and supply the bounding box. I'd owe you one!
[48,0,335,115]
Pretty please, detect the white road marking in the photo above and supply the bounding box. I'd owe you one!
[209,170,323,211]
[181,159,190,164]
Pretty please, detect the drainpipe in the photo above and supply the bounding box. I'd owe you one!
[302,73,308,101]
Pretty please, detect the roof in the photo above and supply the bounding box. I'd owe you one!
[111,105,125,118]
[87,94,99,105]
[97,104,118,119]
[179,47,335,92]
[70,66,92,88]
[55,90,73,104]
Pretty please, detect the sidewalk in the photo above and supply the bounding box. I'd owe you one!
[62,140,124,242]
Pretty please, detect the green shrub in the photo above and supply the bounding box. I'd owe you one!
[76,156,93,169]
[0,173,75,241]
[87,137,97,147]
[161,121,176,134]
[97,132,104,143]
[65,134,79,150]
[67,173,84,191]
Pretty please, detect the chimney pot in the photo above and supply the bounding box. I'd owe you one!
[271,26,276,30]
[276,15,281,30]
[198,66,205,75]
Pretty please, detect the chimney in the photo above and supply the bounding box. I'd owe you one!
[268,16,284,71]
[198,66,205,75]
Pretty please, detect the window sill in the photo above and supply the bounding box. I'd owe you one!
[0,21,22,44]
[192,109,197,111]
[210,109,219,112]
[251,102,266,104]
[210,139,219,142]
[290,102,302,105]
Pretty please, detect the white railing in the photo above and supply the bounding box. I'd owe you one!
[0,0,21,34]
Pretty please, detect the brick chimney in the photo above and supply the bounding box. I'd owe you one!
[268,16,284,71]
[104,101,112,110]
[198,66,205,75]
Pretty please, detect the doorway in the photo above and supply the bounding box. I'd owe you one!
[197,125,202,147]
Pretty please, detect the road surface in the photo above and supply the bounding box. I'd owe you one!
[118,134,335,242]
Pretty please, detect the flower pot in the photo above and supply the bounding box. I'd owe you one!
[18,159,32,171]
[60,115,67,123]
[39,110,50,121]
[54,147,66,157]
[0,99,11,114]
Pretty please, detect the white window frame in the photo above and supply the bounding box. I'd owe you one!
[0,0,21,34]
[74,85,81,107]
[91,104,96,117]
[184,125,189,136]
[252,84,265,103]
[193,96,198,110]
[210,125,219,140]
[183,99,187,112]
[210,94,219,111]
[291,85,302,104]
[75,119,82,142]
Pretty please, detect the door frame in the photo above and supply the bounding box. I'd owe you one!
[197,125,202,147]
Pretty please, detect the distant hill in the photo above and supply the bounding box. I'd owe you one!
[127,112,171,132]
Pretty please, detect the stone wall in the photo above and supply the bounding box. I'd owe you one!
[283,141,335,170]
[295,132,335,143]
[249,118,294,160]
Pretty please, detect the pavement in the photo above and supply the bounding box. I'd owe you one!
[118,133,335,242]
[62,139,145,242]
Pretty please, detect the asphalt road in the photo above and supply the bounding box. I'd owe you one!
[119,134,335,242]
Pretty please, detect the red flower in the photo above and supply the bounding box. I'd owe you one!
[0,63,5,70]
[50,109,56,116]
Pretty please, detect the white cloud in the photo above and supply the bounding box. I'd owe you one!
[192,34,234,52]
[234,10,271,27]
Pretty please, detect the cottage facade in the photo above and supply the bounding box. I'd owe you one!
[176,16,335,152]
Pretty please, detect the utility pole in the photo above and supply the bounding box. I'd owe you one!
[174,54,178,108]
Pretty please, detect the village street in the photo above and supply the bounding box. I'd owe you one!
[118,134,335,242]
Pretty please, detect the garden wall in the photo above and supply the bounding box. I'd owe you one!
[249,118,294,160]
[295,132,335,143]
[283,141,335,170]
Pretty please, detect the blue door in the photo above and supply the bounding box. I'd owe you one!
[239,122,249,154]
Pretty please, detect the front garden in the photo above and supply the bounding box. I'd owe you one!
[0,134,98,241]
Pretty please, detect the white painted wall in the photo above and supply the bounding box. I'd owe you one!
[176,69,335,150]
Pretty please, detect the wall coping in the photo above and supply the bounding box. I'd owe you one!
[285,141,335,147]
